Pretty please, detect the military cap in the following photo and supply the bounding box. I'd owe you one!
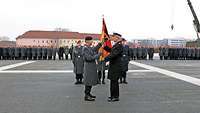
[122,38,126,41]
[77,40,81,44]
[85,36,93,41]
[113,32,122,37]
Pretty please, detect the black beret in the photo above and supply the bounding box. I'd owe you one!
[113,32,122,37]
[122,38,126,41]
[85,36,93,41]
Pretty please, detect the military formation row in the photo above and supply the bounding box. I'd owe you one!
[129,47,155,60]
[159,47,200,60]
[0,47,73,60]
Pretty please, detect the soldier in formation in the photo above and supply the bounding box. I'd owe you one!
[72,40,84,84]
[0,47,2,60]
[120,38,130,84]
[58,47,64,60]
[64,46,69,60]
[0,46,73,60]
[128,47,154,60]
[148,47,154,60]
[159,47,200,60]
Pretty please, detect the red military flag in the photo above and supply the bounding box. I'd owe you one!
[99,17,112,61]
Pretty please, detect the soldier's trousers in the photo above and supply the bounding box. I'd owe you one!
[149,55,153,60]
[85,85,92,96]
[53,56,56,60]
[59,56,63,60]
[33,56,37,60]
[76,74,83,81]
[164,56,168,60]
[131,56,133,60]
[2,56,7,60]
[48,56,52,60]
[133,56,137,60]
[65,55,68,60]
[28,56,32,60]
[70,54,72,60]
[98,70,105,82]
[21,56,26,60]
[38,56,42,60]
[110,79,119,98]
[43,56,47,60]
[160,56,163,60]
[120,71,127,82]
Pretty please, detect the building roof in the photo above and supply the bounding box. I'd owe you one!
[0,41,16,47]
[16,30,101,40]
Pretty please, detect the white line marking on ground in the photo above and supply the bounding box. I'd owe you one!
[0,70,154,73]
[130,61,200,87]
[127,70,154,73]
[0,61,36,71]
[0,70,73,73]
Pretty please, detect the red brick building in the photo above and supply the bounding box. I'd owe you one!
[16,30,101,47]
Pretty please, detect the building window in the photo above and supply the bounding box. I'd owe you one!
[38,41,39,43]
[55,41,56,43]
[33,40,35,42]
[46,40,48,43]
[42,41,44,43]
[51,40,53,43]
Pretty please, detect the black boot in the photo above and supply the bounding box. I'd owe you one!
[79,78,83,84]
[123,80,128,84]
[102,80,105,84]
[119,78,123,84]
[89,94,96,98]
[74,79,79,85]
[123,76,128,84]
[84,95,95,101]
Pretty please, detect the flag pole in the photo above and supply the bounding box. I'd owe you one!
[101,15,104,84]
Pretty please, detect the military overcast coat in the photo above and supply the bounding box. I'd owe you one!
[47,48,53,57]
[121,45,130,72]
[0,48,2,57]
[37,48,42,57]
[72,46,84,74]
[52,48,57,56]
[82,43,101,86]
[104,41,123,80]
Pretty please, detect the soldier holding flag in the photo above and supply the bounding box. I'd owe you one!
[104,32,123,102]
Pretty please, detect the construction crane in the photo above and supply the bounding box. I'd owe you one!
[187,0,200,47]
[187,0,200,38]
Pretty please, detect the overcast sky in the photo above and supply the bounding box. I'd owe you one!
[0,0,200,41]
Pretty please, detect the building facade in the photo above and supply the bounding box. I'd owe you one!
[16,31,100,47]
[131,38,187,47]
[0,41,16,47]
[162,38,187,47]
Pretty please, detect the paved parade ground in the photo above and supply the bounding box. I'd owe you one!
[0,60,200,113]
